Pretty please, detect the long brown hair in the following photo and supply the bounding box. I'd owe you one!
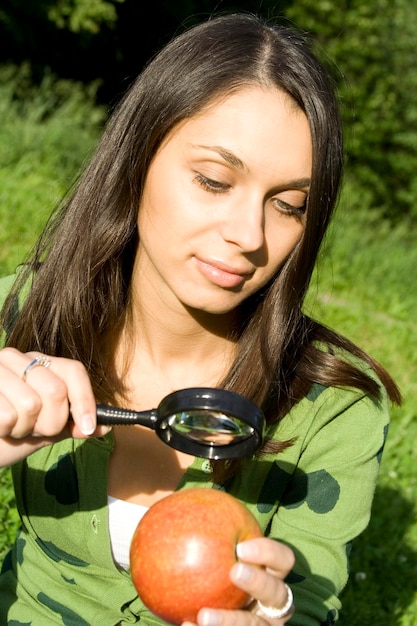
[1,13,400,480]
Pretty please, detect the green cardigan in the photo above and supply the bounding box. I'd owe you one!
[0,274,390,625]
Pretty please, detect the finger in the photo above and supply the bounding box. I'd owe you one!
[254,583,294,623]
[228,539,295,624]
[19,353,74,437]
[197,589,293,626]
[0,389,39,438]
[0,353,45,437]
[23,353,109,438]
[0,349,102,439]
[39,356,98,437]
[197,607,266,626]
[2,351,81,438]
[236,538,295,577]
[230,562,290,618]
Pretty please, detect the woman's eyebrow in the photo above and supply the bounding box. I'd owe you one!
[277,178,311,191]
[189,144,311,190]
[189,144,247,171]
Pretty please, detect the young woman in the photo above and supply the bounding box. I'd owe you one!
[0,12,400,626]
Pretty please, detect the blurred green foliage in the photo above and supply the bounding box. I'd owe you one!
[286,0,417,219]
[0,0,124,34]
[0,64,106,273]
[1,0,416,220]
[48,0,124,33]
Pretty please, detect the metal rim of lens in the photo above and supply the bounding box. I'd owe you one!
[155,388,264,459]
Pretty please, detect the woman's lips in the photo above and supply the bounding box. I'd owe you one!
[194,257,253,289]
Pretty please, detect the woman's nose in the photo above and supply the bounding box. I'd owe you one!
[220,199,265,252]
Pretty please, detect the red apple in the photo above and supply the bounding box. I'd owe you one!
[130,487,263,624]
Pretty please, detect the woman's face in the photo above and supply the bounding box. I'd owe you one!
[135,86,312,316]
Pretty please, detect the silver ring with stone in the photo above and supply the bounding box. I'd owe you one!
[256,583,294,619]
[22,355,51,382]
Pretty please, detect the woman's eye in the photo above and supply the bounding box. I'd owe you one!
[274,197,307,217]
[194,173,230,193]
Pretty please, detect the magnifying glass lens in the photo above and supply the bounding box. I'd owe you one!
[167,410,254,445]
[92,388,264,459]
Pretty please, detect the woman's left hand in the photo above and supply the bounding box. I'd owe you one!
[188,537,295,626]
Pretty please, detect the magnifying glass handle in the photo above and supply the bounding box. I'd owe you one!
[95,404,159,428]
[67,388,265,460]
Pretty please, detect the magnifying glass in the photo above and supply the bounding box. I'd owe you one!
[93,388,264,460]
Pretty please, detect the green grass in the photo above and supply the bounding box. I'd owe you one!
[0,69,416,623]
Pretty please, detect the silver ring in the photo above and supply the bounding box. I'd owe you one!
[257,584,294,619]
[22,355,51,382]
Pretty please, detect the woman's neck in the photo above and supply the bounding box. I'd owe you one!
[114,292,239,407]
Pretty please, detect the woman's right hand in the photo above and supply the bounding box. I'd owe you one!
[0,347,109,466]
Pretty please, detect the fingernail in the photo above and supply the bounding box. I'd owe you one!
[233,562,254,583]
[236,540,259,560]
[81,414,95,435]
[198,609,222,626]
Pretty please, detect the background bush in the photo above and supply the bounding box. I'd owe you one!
[0,64,106,272]
[1,0,417,220]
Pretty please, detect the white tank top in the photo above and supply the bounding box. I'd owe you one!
[107,496,148,570]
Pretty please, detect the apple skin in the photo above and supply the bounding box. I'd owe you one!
[130,487,263,624]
